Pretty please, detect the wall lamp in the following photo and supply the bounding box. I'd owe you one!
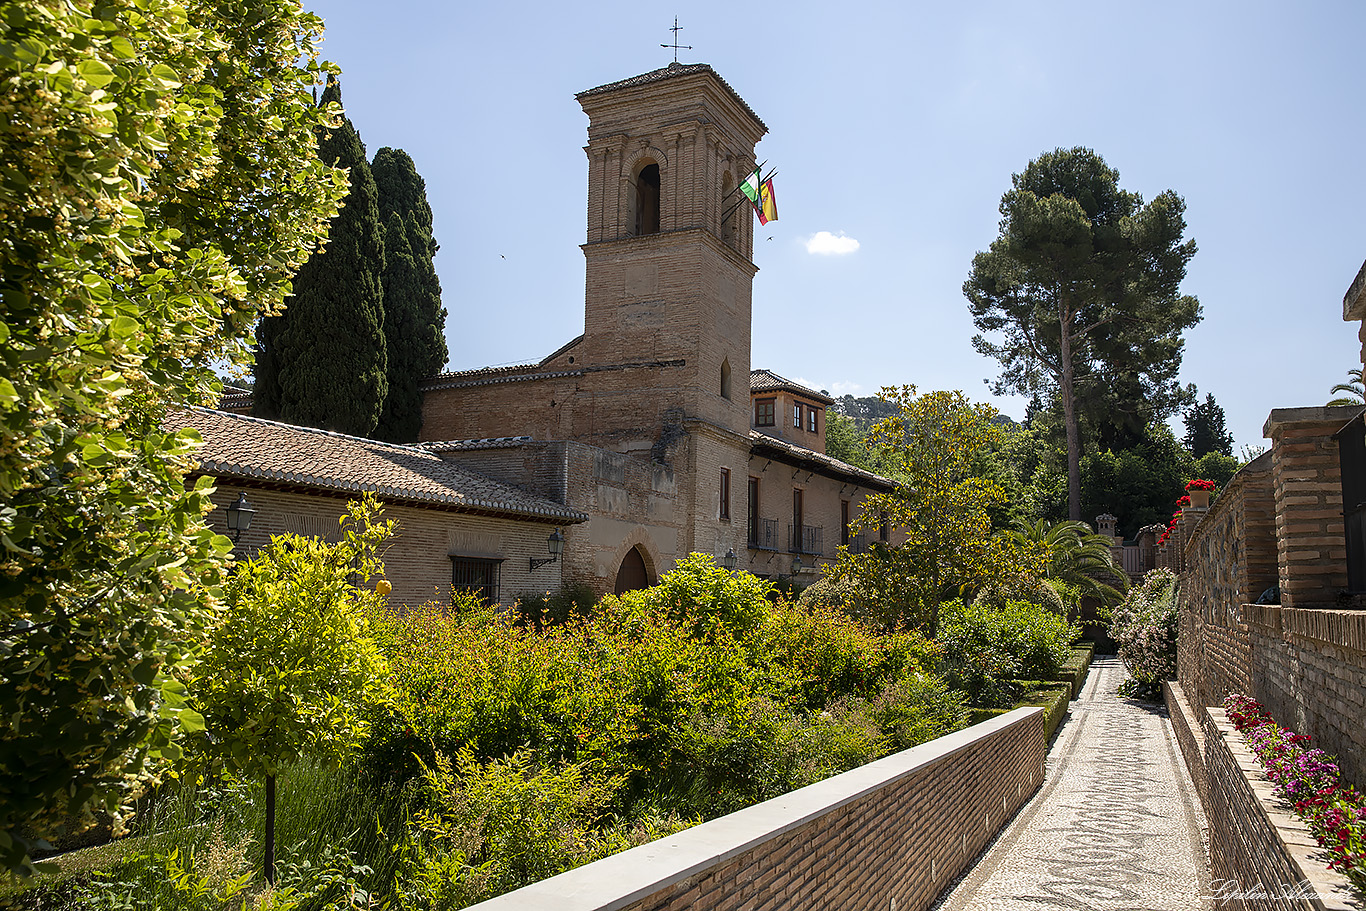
[225,493,255,543]
[791,555,804,575]
[531,529,565,571]
[723,548,737,572]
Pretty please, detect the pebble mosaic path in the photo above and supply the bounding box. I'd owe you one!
[931,656,1213,911]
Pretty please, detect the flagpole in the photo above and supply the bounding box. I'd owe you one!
[720,159,767,203]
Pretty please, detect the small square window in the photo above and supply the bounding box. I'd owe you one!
[755,399,775,427]
[452,556,502,606]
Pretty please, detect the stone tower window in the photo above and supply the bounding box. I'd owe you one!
[634,163,660,235]
[720,358,732,399]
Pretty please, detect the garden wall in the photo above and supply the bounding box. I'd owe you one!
[1199,706,1357,911]
[463,707,1047,911]
[1178,433,1366,789]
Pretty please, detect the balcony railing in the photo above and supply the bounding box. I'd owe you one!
[844,532,871,555]
[789,523,823,556]
[749,517,781,551]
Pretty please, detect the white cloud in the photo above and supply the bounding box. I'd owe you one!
[805,231,860,255]
[829,381,862,397]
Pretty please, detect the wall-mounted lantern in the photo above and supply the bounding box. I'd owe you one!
[723,548,737,572]
[531,529,565,571]
[225,493,255,542]
[791,555,804,575]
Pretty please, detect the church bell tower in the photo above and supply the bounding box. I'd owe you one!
[574,63,767,440]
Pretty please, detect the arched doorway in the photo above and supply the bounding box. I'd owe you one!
[614,546,650,595]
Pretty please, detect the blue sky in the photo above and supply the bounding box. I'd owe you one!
[305,0,1366,454]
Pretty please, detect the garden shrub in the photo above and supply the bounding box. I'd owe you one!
[1109,568,1179,699]
[513,582,599,631]
[938,599,1077,708]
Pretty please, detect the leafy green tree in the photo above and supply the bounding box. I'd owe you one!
[189,496,392,884]
[0,0,345,874]
[371,147,448,442]
[829,388,1011,636]
[965,147,1202,520]
[255,78,388,436]
[1192,451,1240,491]
[1184,392,1234,457]
[1080,424,1194,533]
[825,411,864,466]
[1009,519,1128,610]
[1327,368,1365,406]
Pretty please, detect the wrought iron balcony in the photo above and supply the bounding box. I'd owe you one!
[789,523,823,556]
[749,517,781,551]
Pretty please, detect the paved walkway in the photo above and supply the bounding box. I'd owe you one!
[932,657,1213,911]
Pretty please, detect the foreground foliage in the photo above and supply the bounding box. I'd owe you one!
[1224,694,1366,894]
[188,497,392,883]
[0,0,346,874]
[363,554,966,903]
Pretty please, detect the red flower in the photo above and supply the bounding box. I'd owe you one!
[1185,478,1217,492]
[1177,495,1191,508]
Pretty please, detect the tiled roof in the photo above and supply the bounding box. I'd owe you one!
[749,431,894,491]
[749,369,836,405]
[420,365,583,392]
[420,437,533,453]
[577,62,767,132]
[166,408,586,523]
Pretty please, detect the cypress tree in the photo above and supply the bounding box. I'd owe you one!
[256,79,387,436]
[371,147,448,442]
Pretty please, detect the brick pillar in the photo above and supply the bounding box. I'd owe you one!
[1263,407,1361,607]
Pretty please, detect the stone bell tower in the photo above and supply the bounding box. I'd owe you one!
[574,63,767,440]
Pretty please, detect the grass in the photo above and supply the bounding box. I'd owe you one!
[1,761,405,911]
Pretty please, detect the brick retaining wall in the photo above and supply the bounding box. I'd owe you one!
[1200,707,1357,911]
[463,707,1047,911]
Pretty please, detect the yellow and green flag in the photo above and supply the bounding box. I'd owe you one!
[741,167,778,225]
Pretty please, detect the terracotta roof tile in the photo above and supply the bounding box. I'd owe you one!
[577,62,767,132]
[749,369,836,405]
[167,408,586,523]
[749,431,893,490]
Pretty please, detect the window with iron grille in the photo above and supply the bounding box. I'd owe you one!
[755,398,775,427]
[451,557,502,606]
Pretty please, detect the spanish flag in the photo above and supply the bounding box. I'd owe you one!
[758,177,778,225]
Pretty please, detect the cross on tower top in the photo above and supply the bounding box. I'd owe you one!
[660,16,692,63]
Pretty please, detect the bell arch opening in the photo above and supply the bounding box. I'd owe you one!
[634,163,660,236]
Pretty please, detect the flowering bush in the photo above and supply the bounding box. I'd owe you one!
[1109,568,1178,699]
[1185,478,1217,492]
[1224,694,1366,893]
[1176,495,1191,508]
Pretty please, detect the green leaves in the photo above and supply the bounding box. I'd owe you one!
[0,0,346,876]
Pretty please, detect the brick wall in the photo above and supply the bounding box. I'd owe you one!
[1200,707,1357,911]
[203,483,564,608]
[1244,605,1366,788]
[462,707,1047,911]
[1264,407,1360,608]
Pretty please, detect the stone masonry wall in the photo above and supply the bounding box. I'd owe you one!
[463,707,1047,911]
[1179,454,1275,707]
[1201,707,1357,911]
[203,483,564,608]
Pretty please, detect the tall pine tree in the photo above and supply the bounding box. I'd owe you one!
[256,79,387,436]
[371,147,448,442]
